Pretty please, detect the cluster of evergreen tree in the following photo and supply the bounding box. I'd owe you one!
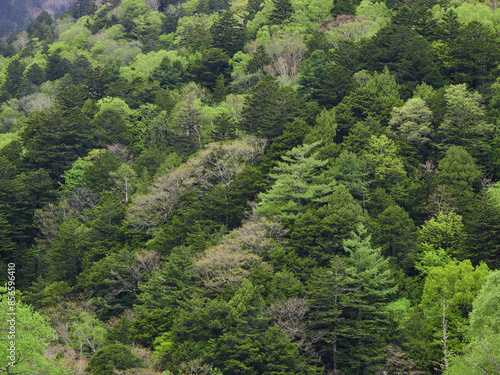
[2,0,500,374]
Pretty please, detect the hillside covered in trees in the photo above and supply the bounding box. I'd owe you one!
[2,0,500,374]
[0,0,78,38]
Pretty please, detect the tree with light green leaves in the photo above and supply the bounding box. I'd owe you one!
[417,211,466,259]
[445,270,500,375]
[420,260,490,370]
[387,97,433,148]
[0,285,69,374]
[365,134,406,184]
[257,142,334,219]
[438,84,494,155]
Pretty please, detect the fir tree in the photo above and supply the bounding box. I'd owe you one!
[270,0,293,25]
[211,74,228,104]
[210,11,244,56]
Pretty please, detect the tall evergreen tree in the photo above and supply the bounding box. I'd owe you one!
[257,142,334,219]
[343,224,397,374]
[270,0,293,25]
[210,11,244,56]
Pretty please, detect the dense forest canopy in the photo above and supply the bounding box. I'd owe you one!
[2,0,500,374]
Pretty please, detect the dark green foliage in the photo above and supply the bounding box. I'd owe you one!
[46,49,72,81]
[86,343,143,375]
[71,0,98,18]
[464,192,500,268]
[153,56,186,90]
[85,151,123,192]
[130,309,171,348]
[289,186,365,265]
[212,113,236,141]
[246,0,264,21]
[299,50,354,107]
[107,76,162,109]
[24,63,46,86]
[197,0,230,14]
[392,3,439,40]
[331,0,356,18]
[306,256,354,371]
[341,224,397,373]
[1,58,26,98]
[246,44,272,74]
[21,109,95,182]
[371,205,417,272]
[26,11,55,42]
[211,74,229,104]
[241,75,303,138]
[226,165,267,229]
[211,11,244,56]
[70,55,92,84]
[189,48,231,90]
[4,2,500,374]
[365,25,442,95]
[270,0,293,25]
[212,325,312,374]
[442,21,500,89]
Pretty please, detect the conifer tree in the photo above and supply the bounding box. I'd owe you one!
[210,11,244,56]
[270,0,293,25]
[212,113,236,141]
[211,74,228,104]
[343,224,397,373]
[257,142,334,219]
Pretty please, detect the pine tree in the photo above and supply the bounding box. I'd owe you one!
[241,75,303,138]
[257,142,334,219]
[246,44,272,74]
[25,63,46,86]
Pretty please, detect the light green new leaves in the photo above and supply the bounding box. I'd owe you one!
[0,286,69,374]
[388,97,433,146]
[420,260,490,353]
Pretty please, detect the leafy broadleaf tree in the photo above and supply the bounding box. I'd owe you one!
[0,286,68,374]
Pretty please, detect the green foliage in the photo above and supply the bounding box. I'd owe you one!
[342,223,398,372]
[0,285,68,374]
[420,260,490,354]
[241,75,304,138]
[86,343,143,375]
[189,48,231,90]
[438,84,493,158]
[435,146,482,212]
[211,11,244,56]
[257,142,333,219]
[371,204,417,272]
[3,1,500,374]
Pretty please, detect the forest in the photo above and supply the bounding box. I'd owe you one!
[1,0,500,374]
